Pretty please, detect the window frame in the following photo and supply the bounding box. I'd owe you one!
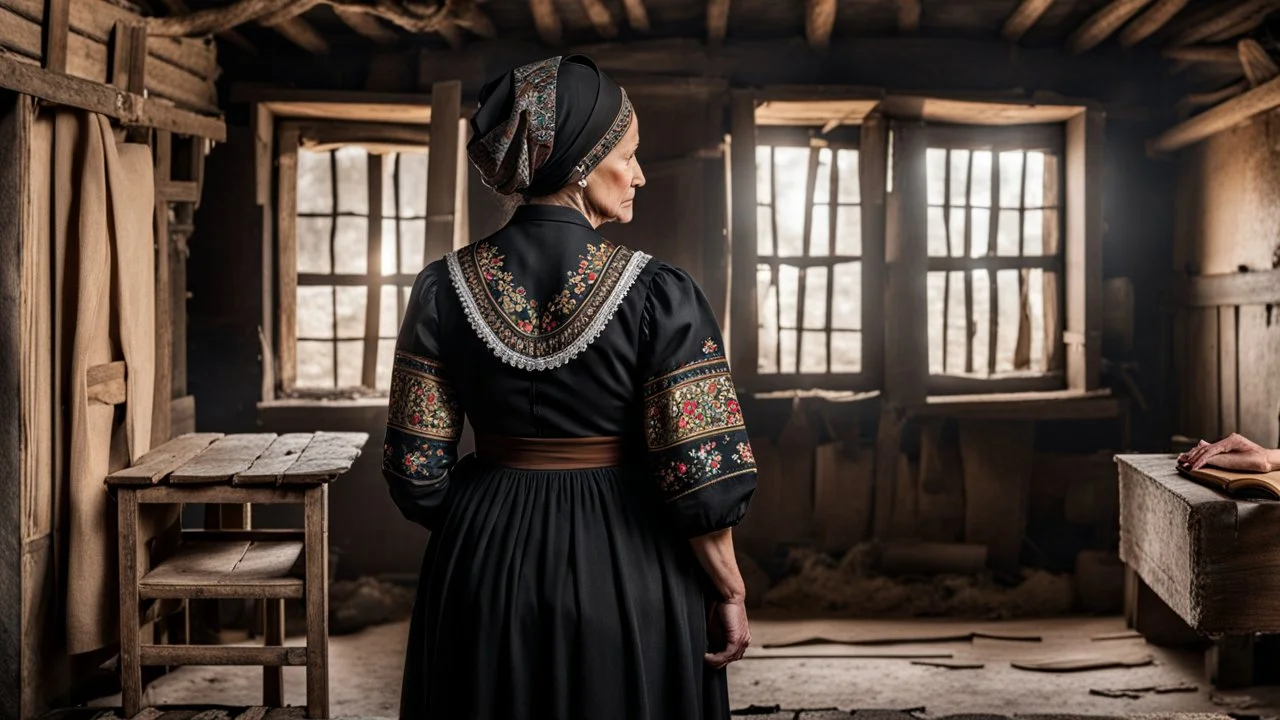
[274,120,433,398]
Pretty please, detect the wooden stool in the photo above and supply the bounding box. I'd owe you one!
[106,431,368,719]
[1117,454,1280,688]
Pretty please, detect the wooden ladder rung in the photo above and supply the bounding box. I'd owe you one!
[139,644,308,667]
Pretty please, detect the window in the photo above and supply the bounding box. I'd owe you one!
[292,146,429,393]
[752,126,866,383]
[922,126,1064,389]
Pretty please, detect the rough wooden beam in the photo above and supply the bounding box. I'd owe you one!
[898,0,920,32]
[805,0,836,50]
[579,0,618,39]
[1206,4,1275,42]
[149,0,484,39]
[1176,79,1248,118]
[1002,0,1056,42]
[334,6,397,44]
[707,0,729,44]
[529,0,562,45]
[1120,0,1191,46]
[1238,38,1279,86]
[1168,0,1277,48]
[266,16,330,53]
[1067,0,1155,54]
[622,0,649,31]
[1163,45,1242,64]
[154,0,258,55]
[1151,73,1280,152]
[0,52,226,140]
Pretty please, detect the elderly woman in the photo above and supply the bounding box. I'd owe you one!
[381,55,757,719]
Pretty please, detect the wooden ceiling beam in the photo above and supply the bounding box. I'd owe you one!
[1119,0,1191,46]
[707,0,729,45]
[1002,0,1055,43]
[267,16,331,53]
[1205,5,1275,42]
[580,0,619,39]
[898,0,921,32]
[529,0,563,45]
[1150,73,1280,152]
[1238,38,1279,86]
[1067,0,1154,54]
[1168,0,1277,47]
[1176,79,1248,118]
[1163,45,1243,64]
[334,6,398,44]
[622,0,650,32]
[805,0,837,50]
[154,0,258,54]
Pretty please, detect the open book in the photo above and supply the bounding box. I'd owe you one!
[1176,463,1280,500]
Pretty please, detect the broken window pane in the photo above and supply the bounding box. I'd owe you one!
[296,341,335,388]
[835,205,861,257]
[998,150,1024,209]
[297,149,333,214]
[774,147,809,257]
[398,150,429,217]
[758,206,775,256]
[336,339,363,387]
[334,286,366,338]
[809,205,830,256]
[297,217,333,274]
[831,261,861,330]
[803,267,828,329]
[333,216,368,274]
[814,148,832,204]
[837,149,860,203]
[335,146,369,214]
[926,148,947,206]
[799,330,827,373]
[949,149,971,206]
[970,151,993,208]
[297,286,334,339]
[830,331,861,373]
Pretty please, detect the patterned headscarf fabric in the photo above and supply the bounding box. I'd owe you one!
[467,55,634,197]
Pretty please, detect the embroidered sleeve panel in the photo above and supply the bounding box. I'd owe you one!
[384,351,462,484]
[642,351,757,502]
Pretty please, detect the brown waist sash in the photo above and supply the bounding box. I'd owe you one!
[475,434,631,470]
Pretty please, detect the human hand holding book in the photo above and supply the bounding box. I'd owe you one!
[1175,433,1280,500]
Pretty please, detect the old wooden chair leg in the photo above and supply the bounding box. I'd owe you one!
[118,488,143,718]
[1123,565,1139,629]
[1207,634,1255,689]
[264,598,285,706]
[305,485,329,719]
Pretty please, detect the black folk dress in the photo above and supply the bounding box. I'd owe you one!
[382,204,758,720]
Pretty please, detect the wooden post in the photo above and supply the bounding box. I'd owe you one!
[152,131,173,447]
[728,91,759,379]
[0,91,32,718]
[425,81,461,262]
[276,128,300,394]
[860,113,887,387]
[362,154,383,389]
[1065,109,1103,391]
[42,0,70,73]
[118,489,143,718]
[1207,634,1255,689]
[263,598,285,706]
[304,485,329,719]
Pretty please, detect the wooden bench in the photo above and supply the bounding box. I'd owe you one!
[106,431,369,719]
[1116,453,1280,688]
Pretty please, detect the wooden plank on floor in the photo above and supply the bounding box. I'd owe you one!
[1237,304,1280,446]
[958,419,1036,574]
[234,433,314,485]
[280,431,367,484]
[170,434,278,484]
[105,433,222,486]
[812,440,873,553]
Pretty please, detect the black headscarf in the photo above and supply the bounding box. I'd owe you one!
[467,55,633,197]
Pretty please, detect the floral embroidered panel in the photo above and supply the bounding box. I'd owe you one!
[642,347,757,503]
[384,350,463,485]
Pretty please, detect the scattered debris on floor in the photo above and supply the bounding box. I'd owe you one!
[761,631,1040,649]
[328,575,416,635]
[911,659,985,670]
[1090,631,1143,642]
[1210,692,1259,710]
[1010,652,1154,672]
[1088,682,1197,699]
[763,545,1074,618]
[742,652,954,661]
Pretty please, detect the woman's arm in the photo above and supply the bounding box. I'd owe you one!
[690,527,750,668]
[1178,433,1280,472]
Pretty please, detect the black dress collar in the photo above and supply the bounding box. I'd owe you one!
[510,203,595,230]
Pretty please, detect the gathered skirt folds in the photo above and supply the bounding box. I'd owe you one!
[399,457,730,720]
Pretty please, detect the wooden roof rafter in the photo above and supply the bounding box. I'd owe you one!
[528,0,563,44]
[805,0,836,50]
[706,0,729,45]
[1002,0,1056,43]
[578,0,618,38]
[1118,0,1191,46]
[1067,0,1154,54]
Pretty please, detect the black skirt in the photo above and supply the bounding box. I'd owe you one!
[398,456,731,720]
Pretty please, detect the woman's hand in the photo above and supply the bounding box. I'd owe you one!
[704,599,750,669]
[1178,433,1280,473]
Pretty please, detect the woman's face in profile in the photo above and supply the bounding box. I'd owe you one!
[584,114,645,225]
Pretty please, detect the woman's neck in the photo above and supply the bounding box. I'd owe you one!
[527,192,604,228]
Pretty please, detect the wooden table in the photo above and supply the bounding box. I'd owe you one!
[1116,453,1280,688]
[106,431,369,719]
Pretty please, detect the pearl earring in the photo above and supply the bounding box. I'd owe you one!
[578,177,588,188]
[576,163,587,188]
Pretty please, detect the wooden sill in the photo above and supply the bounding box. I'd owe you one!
[748,389,881,403]
[912,388,1120,420]
[258,398,387,410]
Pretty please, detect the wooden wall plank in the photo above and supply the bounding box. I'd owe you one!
[959,419,1036,574]
[813,439,873,552]
[1171,308,1187,437]
[1066,109,1104,391]
[152,130,173,447]
[916,418,964,542]
[1218,305,1238,436]
[42,0,69,72]
[276,127,299,393]
[859,113,888,386]
[1,89,32,719]
[1188,307,1219,441]
[1237,305,1280,446]
[884,120,928,406]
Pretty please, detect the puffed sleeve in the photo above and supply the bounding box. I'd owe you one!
[638,264,757,537]
[382,261,463,530]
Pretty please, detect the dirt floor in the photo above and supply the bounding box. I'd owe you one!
[88,613,1280,718]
